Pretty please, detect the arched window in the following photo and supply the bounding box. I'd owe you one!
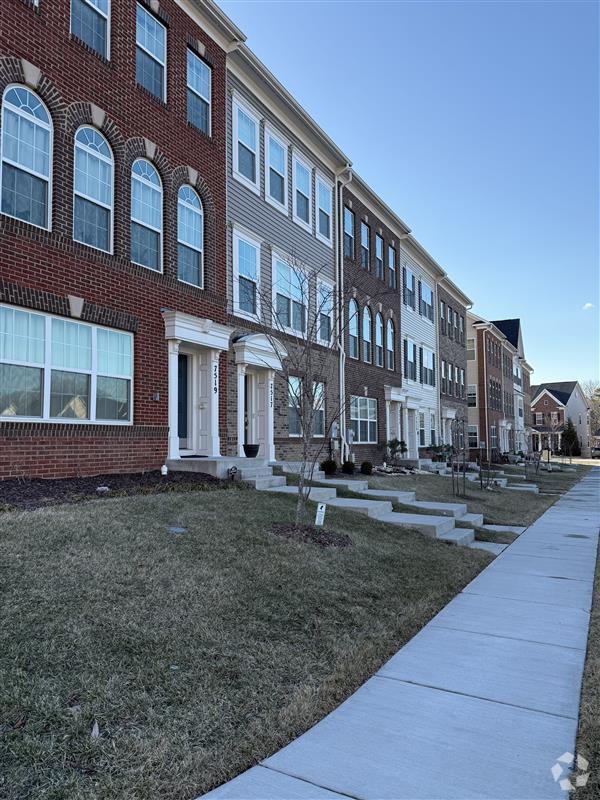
[386,319,395,370]
[375,313,384,367]
[73,126,113,252]
[177,185,203,287]
[362,306,372,363]
[1,86,52,229]
[348,299,358,359]
[130,158,162,271]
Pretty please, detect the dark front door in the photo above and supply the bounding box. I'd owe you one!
[178,354,189,447]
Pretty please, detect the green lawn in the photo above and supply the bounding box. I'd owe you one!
[0,488,491,800]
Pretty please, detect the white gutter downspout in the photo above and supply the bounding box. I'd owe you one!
[336,165,353,461]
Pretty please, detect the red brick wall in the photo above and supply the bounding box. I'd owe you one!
[0,0,228,478]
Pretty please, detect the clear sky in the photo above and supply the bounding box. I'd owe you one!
[218,0,599,385]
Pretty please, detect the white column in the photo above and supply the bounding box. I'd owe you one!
[167,338,180,460]
[236,363,246,456]
[265,369,275,462]
[402,406,409,457]
[208,349,221,457]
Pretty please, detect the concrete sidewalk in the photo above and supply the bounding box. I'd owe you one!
[203,469,600,800]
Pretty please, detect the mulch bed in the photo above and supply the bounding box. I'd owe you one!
[271,523,352,549]
[0,470,237,511]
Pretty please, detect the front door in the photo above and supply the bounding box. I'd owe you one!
[178,354,190,449]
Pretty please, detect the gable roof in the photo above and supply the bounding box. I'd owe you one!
[491,319,521,349]
[531,381,578,406]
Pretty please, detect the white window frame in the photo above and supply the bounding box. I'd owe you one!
[288,375,302,437]
[375,233,384,279]
[292,151,312,232]
[272,251,308,338]
[468,425,479,449]
[0,304,133,424]
[375,312,384,367]
[264,126,288,214]
[468,384,477,407]
[422,347,435,386]
[0,85,53,232]
[386,319,395,370]
[71,0,111,60]
[73,125,114,254]
[405,337,417,381]
[348,298,359,360]
[350,395,378,444]
[404,266,416,309]
[232,97,260,195]
[232,227,261,321]
[187,48,211,137]
[177,184,204,289]
[316,279,334,346]
[130,158,163,273]
[135,3,166,102]
[312,381,325,438]
[315,173,333,246]
[343,205,354,258]
[362,306,372,363]
[388,245,397,288]
[420,280,434,322]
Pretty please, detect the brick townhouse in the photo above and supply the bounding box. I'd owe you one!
[0,0,243,478]
[491,318,533,455]
[437,277,470,450]
[530,381,591,455]
[341,173,409,464]
[466,314,505,460]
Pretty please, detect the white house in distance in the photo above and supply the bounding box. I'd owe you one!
[530,381,591,455]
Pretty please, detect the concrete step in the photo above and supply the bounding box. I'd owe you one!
[326,497,393,519]
[246,475,286,490]
[361,489,417,503]
[482,524,527,536]
[240,466,274,480]
[459,512,485,527]
[377,512,456,538]
[279,462,326,481]
[316,478,370,492]
[263,485,337,502]
[468,541,508,556]
[439,528,475,546]
[404,500,468,518]
[506,484,539,494]
[491,478,508,487]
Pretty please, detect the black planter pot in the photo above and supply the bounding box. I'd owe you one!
[243,444,260,459]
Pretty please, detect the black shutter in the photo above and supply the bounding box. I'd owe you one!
[418,280,422,315]
[419,346,423,383]
[402,267,407,305]
[403,339,408,378]
[432,353,436,387]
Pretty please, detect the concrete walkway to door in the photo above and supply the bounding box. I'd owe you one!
[202,468,600,800]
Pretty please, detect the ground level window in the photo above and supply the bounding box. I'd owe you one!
[312,381,325,436]
[0,305,132,422]
[418,412,426,446]
[350,395,377,443]
[468,425,478,448]
[430,412,436,445]
[288,376,301,436]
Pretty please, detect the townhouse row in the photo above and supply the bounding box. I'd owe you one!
[0,0,535,479]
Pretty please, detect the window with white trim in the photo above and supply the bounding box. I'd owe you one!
[316,176,332,243]
[362,306,372,362]
[348,299,358,359]
[468,384,477,407]
[420,281,434,321]
[233,229,260,318]
[403,266,415,308]
[422,348,435,386]
[265,128,287,210]
[386,319,395,370]
[375,234,384,279]
[233,99,259,191]
[177,185,203,287]
[350,396,377,443]
[274,256,306,335]
[441,359,447,393]
[317,282,333,344]
[375,312,383,367]
[71,0,110,59]
[535,412,543,425]
[0,305,132,422]
[404,338,417,380]
[468,425,478,448]
[466,337,475,360]
[1,86,52,230]
[491,425,497,449]
[292,154,311,228]
[312,381,325,436]
[418,412,426,446]
[360,221,370,269]
[460,368,465,398]
[343,206,354,258]
[130,158,162,271]
[288,376,301,436]
[388,245,396,288]
[447,362,453,393]
[440,300,446,333]
[73,126,113,252]
[430,412,436,446]
[136,4,166,101]
[187,49,211,135]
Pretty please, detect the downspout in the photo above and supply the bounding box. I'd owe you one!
[335,165,353,461]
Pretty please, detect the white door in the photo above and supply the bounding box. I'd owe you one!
[255,371,267,457]
[196,350,211,454]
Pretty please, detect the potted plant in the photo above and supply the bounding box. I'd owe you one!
[243,443,260,458]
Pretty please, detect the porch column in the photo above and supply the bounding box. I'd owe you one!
[265,369,275,462]
[167,338,180,460]
[208,349,221,457]
[236,363,246,457]
[402,405,409,457]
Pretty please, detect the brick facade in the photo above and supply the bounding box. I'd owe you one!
[437,284,467,444]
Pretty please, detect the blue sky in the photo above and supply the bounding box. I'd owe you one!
[218,0,599,385]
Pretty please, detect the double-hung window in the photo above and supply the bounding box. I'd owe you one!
[535,412,543,425]
[420,281,434,321]
[430,412,436,446]
[388,245,397,288]
[459,314,465,343]
[292,154,311,229]
[360,221,370,269]
[460,368,465,398]
[73,126,113,253]
[447,363,453,394]
[422,348,435,386]
[71,0,110,59]
[386,319,395,370]
[316,176,332,244]
[403,267,416,308]
[404,339,417,380]
[440,300,446,333]
[468,384,477,407]
[274,256,306,335]
[317,282,333,345]
[375,234,384,279]
[441,359,447,394]
[187,49,211,135]
[177,185,203,287]
[468,425,478,448]
[418,412,426,447]
[343,206,354,258]
[288,376,302,437]
[1,86,52,230]
[350,396,377,444]
[362,307,372,362]
[466,337,475,360]
[265,128,287,210]
[233,229,259,318]
[0,305,132,422]
[312,381,325,436]
[136,4,166,102]
[130,159,162,271]
[375,312,384,367]
[447,306,453,338]
[233,100,259,191]
[348,299,359,359]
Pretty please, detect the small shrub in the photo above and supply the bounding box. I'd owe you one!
[360,461,373,475]
[320,458,337,476]
[341,460,355,475]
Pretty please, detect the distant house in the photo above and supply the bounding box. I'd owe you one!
[530,382,591,456]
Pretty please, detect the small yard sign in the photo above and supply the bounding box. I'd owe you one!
[315,502,326,527]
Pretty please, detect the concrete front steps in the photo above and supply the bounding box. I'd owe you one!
[505,483,539,493]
